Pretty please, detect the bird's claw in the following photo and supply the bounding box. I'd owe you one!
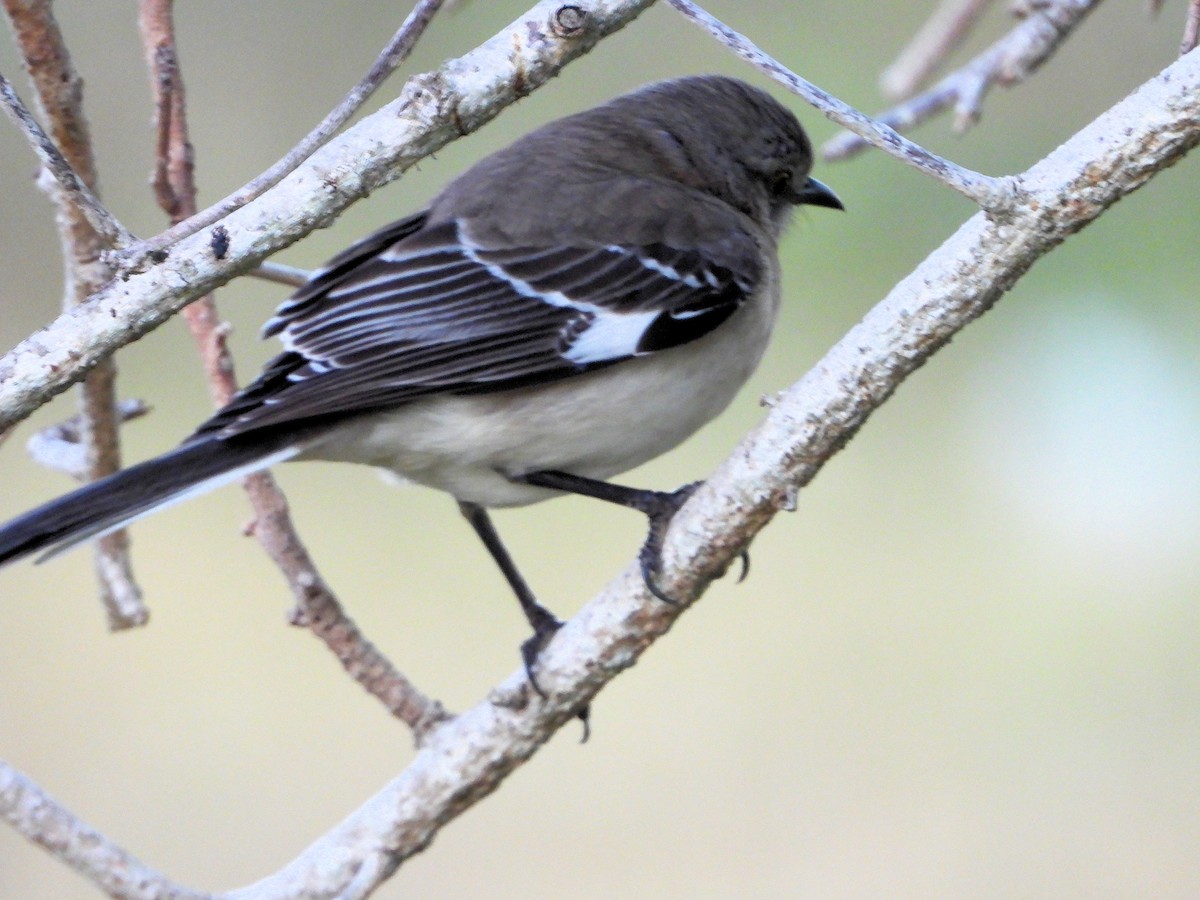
[519,616,591,741]
[637,482,753,601]
[635,481,703,604]
[520,614,565,699]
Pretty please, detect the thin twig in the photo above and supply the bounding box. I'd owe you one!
[252,261,311,288]
[824,0,1102,160]
[881,0,995,99]
[4,0,145,628]
[664,0,1009,208]
[0,74,131,247]
[133,0,446,259]
[247,475,451,737]
[137,0,446,736]
[1147,0,1200,59]
[1184,0,1200,54]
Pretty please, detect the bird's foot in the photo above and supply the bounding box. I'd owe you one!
[519,612,565,700]
[512,470,752,605]
[519,614,591,741]
[630,481,703,604]
[627,481,749,602]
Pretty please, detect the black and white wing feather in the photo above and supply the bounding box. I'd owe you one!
[193,214,757,441]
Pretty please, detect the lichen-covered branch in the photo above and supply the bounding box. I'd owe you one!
[219,41,1200,900]
[0,758,205,900]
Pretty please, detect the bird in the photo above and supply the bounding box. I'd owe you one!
[0,75,841,687]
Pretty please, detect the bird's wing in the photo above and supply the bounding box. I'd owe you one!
[193,214,759,440]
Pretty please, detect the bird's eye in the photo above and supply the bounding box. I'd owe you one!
[768,169,792,195]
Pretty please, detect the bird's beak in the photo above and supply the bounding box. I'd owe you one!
[795,177,844,211]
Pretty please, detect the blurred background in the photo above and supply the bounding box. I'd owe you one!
[1,2,1198,897]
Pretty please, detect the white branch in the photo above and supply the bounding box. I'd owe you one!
[824,0,1103,160]
[0,758,201,900]
[668,48,1200,584]
[217,45,1200,900]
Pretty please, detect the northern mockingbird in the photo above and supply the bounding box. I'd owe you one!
[0,75,841,684]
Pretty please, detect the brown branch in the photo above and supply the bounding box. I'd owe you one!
[135,0,447,258]
[3,0,146,628]
[136,0,446,736]
[824,0,1102,161]
[880,0,995,99]
[664,0,1010,208]
[246,475,451,737]
[1184,0,1200,53]
[137,1,231,407]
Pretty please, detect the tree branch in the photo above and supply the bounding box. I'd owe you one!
[25,398,150,477]
[0,758,203,900]
[824,0,1102,161]
[1183,0,1200,53]
[250,261,310,288]
[135,0,445,733]
[665,0,1009,206]
[248,473,452,737]
[0,73,130,247]
[138,0,447,254]
[880,0,995,99]
[220,40,1200,900]
[3,0,145,627]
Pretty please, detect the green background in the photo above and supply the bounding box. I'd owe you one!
[2,2,1198,896]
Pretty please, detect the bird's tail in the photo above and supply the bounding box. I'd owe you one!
[0,434,301,568]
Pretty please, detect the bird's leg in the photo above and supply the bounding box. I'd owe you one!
[458,502,563,692]
[512,470,747,604]
[459,502,591,739]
